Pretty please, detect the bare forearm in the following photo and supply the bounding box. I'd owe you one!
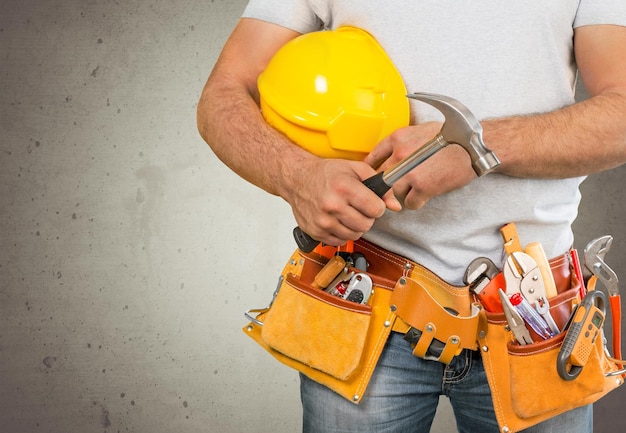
[485,91,626,178]
[197,77,391,245]
[197,78,312,200]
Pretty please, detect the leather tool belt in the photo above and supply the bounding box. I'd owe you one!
[244,235,624,432]
[350,239,483,364]
[346,239,573,365]
[243,237,499,401]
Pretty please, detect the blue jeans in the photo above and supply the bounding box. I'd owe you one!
[301,332,592,433]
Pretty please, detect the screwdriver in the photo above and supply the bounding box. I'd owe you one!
[510,293,556,340]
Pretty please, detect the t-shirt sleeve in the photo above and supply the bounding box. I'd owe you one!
[242,0,324,33]
[574,0,626,28]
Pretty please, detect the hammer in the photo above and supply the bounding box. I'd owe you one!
[293,92,501,253]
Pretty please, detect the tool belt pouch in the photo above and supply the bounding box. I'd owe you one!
[479,273,624,433]
[243,248,397,404]
[391,276,481,365]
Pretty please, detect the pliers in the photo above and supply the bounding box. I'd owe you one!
[584,236,621,364]
[499,288,533,345]
[504,251,559,334]
[504,251,547,305]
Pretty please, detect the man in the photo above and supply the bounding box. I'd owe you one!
[197,1,626,432]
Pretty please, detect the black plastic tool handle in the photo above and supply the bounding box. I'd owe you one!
[293,172,391,253]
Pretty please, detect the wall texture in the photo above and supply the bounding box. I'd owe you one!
[0,1,624,432]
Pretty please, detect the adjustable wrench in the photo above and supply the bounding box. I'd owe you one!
[464,257,500,287]
[464,257,504,312]
[584,235,621,363]
[534,298,561,335]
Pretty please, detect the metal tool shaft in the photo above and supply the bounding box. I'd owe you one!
[293,92,501,253]
[382,135,448,186]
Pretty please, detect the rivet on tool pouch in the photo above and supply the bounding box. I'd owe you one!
[391,276,482,365]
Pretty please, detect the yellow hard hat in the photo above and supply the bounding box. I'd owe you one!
[258,26,410,160]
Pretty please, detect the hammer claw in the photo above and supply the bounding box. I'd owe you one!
[407,92,500,176]
[293,92,501,253]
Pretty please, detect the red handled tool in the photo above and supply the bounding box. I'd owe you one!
[584,235,622,366]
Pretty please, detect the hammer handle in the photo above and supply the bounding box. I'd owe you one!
[293,227,322,253]
[293,135,448,253]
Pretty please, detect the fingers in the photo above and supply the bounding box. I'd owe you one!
[290,159,389,246]
[363,139,393,169]
[381,190,403,212]
[294,201,378,247]
[368,122,446,168]
[389,145,477,209]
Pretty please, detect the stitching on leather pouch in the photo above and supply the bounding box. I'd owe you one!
[374,282,395,291]
[359,242,406,268]
[356,309,395,399]
[507,339,564,356]
[306,255,327,268]
[415,270,467,299]
[482,344,507,427]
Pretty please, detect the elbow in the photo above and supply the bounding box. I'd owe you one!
[196,96,208,143]
[196,81,216,147]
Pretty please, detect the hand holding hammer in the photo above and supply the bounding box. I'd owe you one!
[294,92,501,253]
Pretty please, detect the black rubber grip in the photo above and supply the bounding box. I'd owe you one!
[293,226,320,253]
[362,172,391,197]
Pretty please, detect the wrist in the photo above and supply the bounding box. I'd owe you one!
[481,117,518,175]
[274,148,320,205]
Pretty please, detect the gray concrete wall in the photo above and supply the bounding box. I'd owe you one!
[0,1,624,432]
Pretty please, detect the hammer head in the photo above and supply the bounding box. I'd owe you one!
[407,92,500,176]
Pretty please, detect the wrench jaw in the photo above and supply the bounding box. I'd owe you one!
[584,235,622,366]
[534,297,561,334]
[584,235,613,263]
[593,261,620,297]
[584,235,620,297]
[464,257,499,287]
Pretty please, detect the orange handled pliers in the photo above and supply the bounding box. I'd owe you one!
[584,236,621,366]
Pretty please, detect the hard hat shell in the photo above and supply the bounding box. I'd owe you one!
[258,26,410,160]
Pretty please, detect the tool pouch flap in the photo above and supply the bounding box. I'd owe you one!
[480,281,624,433]
[391,277,481,363]
[261,273,371,380]
[244,247,397,404]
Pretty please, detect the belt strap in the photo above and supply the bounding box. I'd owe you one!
[353,239,471,312]
[352,239,480,363]
[351,239,574,364]
[392,276,483,363]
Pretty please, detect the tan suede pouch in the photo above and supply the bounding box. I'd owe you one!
[244,248,396,403]
[479,280,624,432]
[261,274,372,380]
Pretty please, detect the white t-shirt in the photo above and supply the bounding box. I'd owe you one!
[242,0,626,284]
